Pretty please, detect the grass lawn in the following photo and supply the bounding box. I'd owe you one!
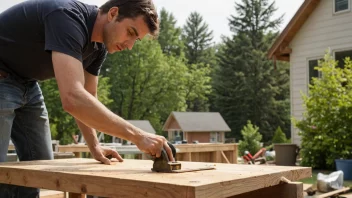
[300,169,352,187]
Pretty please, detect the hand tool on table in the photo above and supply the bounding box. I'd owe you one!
[151,142,216,173]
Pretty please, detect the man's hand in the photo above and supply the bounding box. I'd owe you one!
[90,145,123,165]
[135,132,175,162]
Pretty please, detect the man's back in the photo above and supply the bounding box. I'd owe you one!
[0,0,106,81]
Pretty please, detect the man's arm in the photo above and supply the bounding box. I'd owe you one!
[52,51,174,161]
[74,70,123,164]
[74,70,99,149]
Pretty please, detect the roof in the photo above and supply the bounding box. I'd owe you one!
[127,120,156,134]
[268,0,321,61]
[162,112,231,132]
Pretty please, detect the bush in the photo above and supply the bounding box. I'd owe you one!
[294,53,352,169]
[238,120,262,156]
[272,126,288,144]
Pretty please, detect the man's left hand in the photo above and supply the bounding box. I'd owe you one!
[91,146,123,165]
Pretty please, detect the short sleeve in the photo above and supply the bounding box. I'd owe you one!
[44,9,87,62]
[85,48,107,76]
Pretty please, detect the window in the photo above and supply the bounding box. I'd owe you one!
[173,131,183,143]
[335,49,352,68]
[210,132,216,143]
[308,59,322,85]
[334,0,350,13]
[210,132,220,143]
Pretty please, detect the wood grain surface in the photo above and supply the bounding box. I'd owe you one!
[0,158,311,198]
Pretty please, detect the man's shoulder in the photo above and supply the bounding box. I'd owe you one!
[41,0,96,16]
[1,0,97,19]
[89,44,108,60]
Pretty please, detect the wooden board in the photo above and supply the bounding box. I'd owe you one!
[58,143,239,164]
[175,143,237,153]
[8,144,15,151]
[40,189,65,198]
[57,143,238,164]
[0,158,311,198]
[303,184,352,198]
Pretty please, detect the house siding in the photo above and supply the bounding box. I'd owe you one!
[187,132,211,143]
[290,0,352,145]
[168,118,181,129]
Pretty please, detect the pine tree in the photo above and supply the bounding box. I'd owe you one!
[182,12,215,112]
[213,0,289,142]
[272,126,287,144]
[182,11,214,65]
[238,120,262,156]
[158,8,184,57]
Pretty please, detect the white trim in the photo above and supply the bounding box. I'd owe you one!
[332,47,352,69]
[289,58,294,145]
[332,47,352,57]
[333,0,350,15]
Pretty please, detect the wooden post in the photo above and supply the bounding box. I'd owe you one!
[188,152,192,161]
[233,144,238,164]
[73,152,81,158]
[211,151,221,163]
[68,192,86,198]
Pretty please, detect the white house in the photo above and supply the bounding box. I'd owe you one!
[268,0,352,145]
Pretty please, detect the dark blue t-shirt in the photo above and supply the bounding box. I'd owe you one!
[0,0,107,81]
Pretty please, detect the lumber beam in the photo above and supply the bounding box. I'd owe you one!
[40,190,65,198]
[69,192,86,198]
[175,144,237,153]
[280,46,292,54]
[316,187,350,198]
[8,144,15,151]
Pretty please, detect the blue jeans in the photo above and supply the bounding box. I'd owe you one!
[0,73,53,198]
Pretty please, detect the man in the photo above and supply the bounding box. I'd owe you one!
[0,0,174,197]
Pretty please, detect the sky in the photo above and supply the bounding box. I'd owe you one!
[0,0,304,43]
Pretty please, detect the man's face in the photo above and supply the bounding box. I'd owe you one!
[103,8,150,54]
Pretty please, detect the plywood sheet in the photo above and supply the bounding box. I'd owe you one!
[0,158,311,198]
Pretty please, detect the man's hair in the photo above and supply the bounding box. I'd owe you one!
[100,0,159,37]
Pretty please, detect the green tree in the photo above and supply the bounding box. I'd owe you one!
[238,120,262,156]
[272,126,287,144]
[182,12,215,111]
[182,11,214,65]
[184,63,212,111]
[295,53,352,169]
[272,61,291,139]
[158,8,184,57]
[213,0,289,142]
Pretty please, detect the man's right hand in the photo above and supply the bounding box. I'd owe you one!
[134,132,175,162]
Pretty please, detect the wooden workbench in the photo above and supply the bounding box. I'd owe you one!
[0,158,310,198]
